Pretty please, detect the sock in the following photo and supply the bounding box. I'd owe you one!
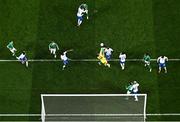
[78,20,82,26]
[62,65,66,70]
[26,62,28,67]
[135,95,138,101]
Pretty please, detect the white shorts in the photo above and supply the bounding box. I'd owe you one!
[10,47,16,53]
[145,61,150,65]
[50,49,56,54]
[127,91,131,94]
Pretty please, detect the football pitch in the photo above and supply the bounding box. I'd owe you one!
[0,0,180,121]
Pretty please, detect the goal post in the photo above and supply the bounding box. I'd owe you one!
[41,94,147,122]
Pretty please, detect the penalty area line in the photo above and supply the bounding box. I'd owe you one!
[0,59,179,62]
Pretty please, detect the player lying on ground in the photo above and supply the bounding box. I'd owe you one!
[16,51,28,67]
[119,52,126,70]
[157,56,168,73]
[105,47,113,61]
[126,81,139,101]
[49,41,59,58]
[77,3,88,26]
[143,53,152,72]
[7,41,17,56]
[60,49,73,70]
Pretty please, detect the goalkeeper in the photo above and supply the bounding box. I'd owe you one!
[97,43,110,68]
[143,53,152,72]
[77,3,88,26]
[97,54,110,68]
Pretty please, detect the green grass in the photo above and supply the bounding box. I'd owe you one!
[0,0,180,121]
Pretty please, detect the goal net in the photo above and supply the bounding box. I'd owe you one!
[41,94,147,122]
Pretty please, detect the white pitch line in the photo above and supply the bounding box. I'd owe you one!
[0,59,179,62]
[0,113,180,116]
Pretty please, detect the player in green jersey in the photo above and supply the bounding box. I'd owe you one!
[49,41,59,58]
[125,82,133,100]
[126,82,133,94]
[143,53,152,72]
[7,41,17,56]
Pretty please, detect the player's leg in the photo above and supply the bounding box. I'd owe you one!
[50,48,53,54]
[10,48,17,56]
[158,64,162,73]
[164,67,167,73]
[122,62,125,70]
[24,57,28,67]
[21,59,25,64]
[144,61,147,67]
[106,55,111,61]
[102,58,110,68]
[126,91,131,100]
[133,92,138,101]
[52,49,57,58]
[164,64,167,73]
[77,16,83,26]
[106,63,110,68]
[62,60,68,70]
[120,62,124,70]
[97,56,102,65]
[26,61,29,67]
[147,62,152,72]
[134,94,138,101]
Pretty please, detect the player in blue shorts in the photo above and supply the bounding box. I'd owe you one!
[77,4,88,26]
[16,51,28,67]
[157,56,168,73]
[105,47,113,61]
[119,52,126,70]
[60,49,73,70]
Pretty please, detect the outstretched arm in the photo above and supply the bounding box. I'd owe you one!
[66,49,74,53]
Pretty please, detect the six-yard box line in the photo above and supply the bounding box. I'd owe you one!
[0,59,179,62]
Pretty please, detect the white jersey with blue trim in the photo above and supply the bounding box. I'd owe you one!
[105,48,113,56]
[157,56,168,63]
[61,51,68,61]
[119,54,126,62]
[132,83,139,93]
[77,8,87,17]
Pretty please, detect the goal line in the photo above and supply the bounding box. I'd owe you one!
[0,59,179,62]
[0,113,180,116]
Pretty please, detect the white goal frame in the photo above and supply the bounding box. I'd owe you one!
[41,94,147,122]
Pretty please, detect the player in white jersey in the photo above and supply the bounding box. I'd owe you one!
[60,49,73,70]
[77,4,88,26]
[119,52,126,70]
[16,51,28,67]
[105,47,113,61]
[132,81,139,101]
[157,56,168,73]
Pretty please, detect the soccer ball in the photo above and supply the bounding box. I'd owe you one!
[100,43,104,47]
